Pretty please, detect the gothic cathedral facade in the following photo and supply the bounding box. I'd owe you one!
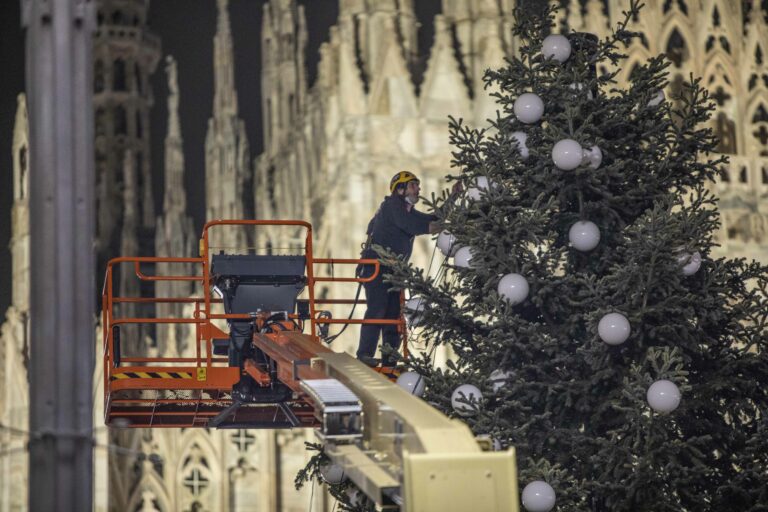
[2,0,767,511]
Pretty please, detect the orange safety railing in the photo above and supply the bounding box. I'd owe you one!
[102,220,410,425]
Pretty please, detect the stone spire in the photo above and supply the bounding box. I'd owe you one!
[119,149,140,301]
[205,0,252,250]
[156,55,196,358]
[10,94,30,313]
[261,0,308,157]
[162,56,186,214]
[338,0,418,90]
[93,0,160,277]
[213,0,238,120]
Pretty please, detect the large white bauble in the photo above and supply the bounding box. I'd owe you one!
[497,273,529,305]
[521,480,556,512]
[514,93,544,124]
[405,296,426,327]
[451,384,482,416]
[647,379,681,413]
[648,89,665,107]
[437,231,457,256]
[454,246,473,268]
[489,369,512,393]
[397,371,426,397]
[542,34,571,63]
[568,221,601,251]
[320,463,346,485]
[678,251,702,276]
[552,139,583,170]
[467,176,495,201]
[581,145,603,169]
[511,131,529,159]
[598,312,631,345]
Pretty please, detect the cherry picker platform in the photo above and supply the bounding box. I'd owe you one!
[102,220,519,511]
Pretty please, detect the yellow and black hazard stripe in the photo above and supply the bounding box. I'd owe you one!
[110,371,193,381]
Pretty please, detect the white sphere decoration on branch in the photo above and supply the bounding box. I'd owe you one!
[598,312,631,345]
[581,145,603,169]
[453,246,473,268]
[648,89,665,107]
[498,273,529,305]
[451,384,483,416]
[568,221,601,251]
[647,379,681,413]
[489,369,512,393]
[466,176,496,201]
[404,296,426,327]
[542,34,571,63]
[678,251,702,276]
[397,371,426,397]
[437,231,458,256]
[514,93,544,124]
[319,463,346,485]
[511,131,529,159]
[552,138,583,170]
[521,480,556,512]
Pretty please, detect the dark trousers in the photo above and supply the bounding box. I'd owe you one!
[357,269,401,364]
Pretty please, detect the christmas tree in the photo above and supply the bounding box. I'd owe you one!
[299,2,768,510]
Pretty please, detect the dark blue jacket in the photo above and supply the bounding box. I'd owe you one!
[362,195,437,262]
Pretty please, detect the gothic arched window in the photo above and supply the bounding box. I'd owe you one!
[95,107,107,136]
[666,28,688,68]
[134,62,143,94]
[115,105,128,136]
[111,10,123,25]
[135,111,143,139]
[751,104,768,156]
[113,59,127,91]
[94,60,105,92]
[715,112,737,154]
[18,146,28,199]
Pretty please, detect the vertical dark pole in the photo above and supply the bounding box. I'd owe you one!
[23,0,95,510]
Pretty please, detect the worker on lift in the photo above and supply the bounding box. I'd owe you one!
[356,171,442,367]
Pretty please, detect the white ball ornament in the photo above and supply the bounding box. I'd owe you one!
[489,369,512,393]
[437,231,457,256]
[581,145,603,169]
[319,463,346,485]
[396,371,426,397]
[568,221,601,251]
[453,246,473,268]
[598,312,631,345]
[451,384,483,416]
[467,176,496,201]
[552,138,583,170]
[648,89,665,107]
[521,480,556,512]
[647,379,681,413]
[404,296,426,327]
[678,251,702,276]
[511,131,529,159]
[542,34,571,63]
[497,273,529,305]
[514,93,544,124]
